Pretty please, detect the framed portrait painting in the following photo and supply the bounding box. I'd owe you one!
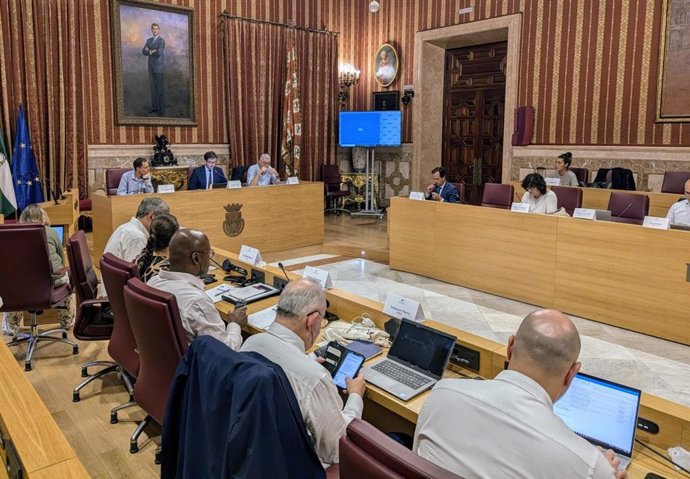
[111,0,196,125]
[374,43,399,87]
[657,0,690,121]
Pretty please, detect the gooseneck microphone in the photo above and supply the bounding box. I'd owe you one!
[614,202,634,219]
[278,262,291,283]
[211,256,231,272]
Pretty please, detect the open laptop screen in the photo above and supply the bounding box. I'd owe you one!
[388,319,456,377]
[553,373,641,456]
[51,225,64,245]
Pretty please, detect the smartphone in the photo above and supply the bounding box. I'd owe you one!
[332,350,365,389]
[234,299,247,311]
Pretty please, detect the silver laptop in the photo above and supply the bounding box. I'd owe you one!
[362,319,456,401]
[594,209,612,221]
[553,373,641,470]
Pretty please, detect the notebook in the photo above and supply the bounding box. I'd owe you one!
[362,319,456,401]
[553,373,641,470]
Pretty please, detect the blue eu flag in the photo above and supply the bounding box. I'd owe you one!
[11,104,43,210]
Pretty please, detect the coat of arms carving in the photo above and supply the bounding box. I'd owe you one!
[223,203,245,237]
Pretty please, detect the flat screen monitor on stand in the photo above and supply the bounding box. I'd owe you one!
[339,111,402,219]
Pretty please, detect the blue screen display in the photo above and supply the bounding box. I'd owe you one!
[339,111,402,147]
[51,225,64,245]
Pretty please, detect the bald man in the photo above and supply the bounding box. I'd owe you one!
[413,309,625,479]
[241,278,366,466]
[666,178,690,226]
[246,153,279,186]
[147,229,247,350]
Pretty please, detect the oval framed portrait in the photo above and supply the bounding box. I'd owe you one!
[374,43,399,87]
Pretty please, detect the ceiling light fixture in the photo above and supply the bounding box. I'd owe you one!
[369,1,380,13]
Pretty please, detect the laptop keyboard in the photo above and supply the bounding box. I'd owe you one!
[372,360,430,390]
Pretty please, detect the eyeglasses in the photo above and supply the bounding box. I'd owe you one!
[193,249,215,259]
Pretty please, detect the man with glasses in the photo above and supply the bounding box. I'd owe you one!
[666,179,690,226]
[188,151,227,190]
[241,278,366,466]
[148,229,247,350]
[247,153,279,186]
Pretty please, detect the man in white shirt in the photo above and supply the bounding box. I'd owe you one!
[117,157,154,195]
[414,309,625,479]
[103,197,170,263]
[241,278,366,466]
[148,229,247,350]
[666,179,690,226]
[246,153,279,186]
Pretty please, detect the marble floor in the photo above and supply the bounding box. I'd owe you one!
[274,257,690,408]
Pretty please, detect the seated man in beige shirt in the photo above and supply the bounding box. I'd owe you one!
[241,278,366,466]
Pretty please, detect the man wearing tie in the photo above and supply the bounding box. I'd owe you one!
[142,23,165,116]
[425,166,460,203]
[188,151,227,190]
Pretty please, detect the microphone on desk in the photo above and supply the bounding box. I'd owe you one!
[614,202,634,219]
[43,178,64,205]
[211,256,231,272]
[278,262,291,284]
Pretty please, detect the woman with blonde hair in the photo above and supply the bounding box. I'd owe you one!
[1,204,75,336]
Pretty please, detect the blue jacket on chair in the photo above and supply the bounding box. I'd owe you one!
[161,336,325,479]
[188,166,227,190]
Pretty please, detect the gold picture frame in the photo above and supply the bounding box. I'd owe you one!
[656,0,690,122]
[111,0,196,126]
[373,43,399,88]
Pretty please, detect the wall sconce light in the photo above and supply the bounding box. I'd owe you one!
[338,63,360,108]
[401,85,414,106]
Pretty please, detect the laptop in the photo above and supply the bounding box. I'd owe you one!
[670,223,690,232]
[211,182,228,189]
[594,209,612,221]
[362,319,456,401]
[553,372,641,470]
[51,225,64,246]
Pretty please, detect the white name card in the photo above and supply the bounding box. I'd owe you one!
[643,216,670,230]
[239,245,262,265]
[157,184,175,194]
[510,202,530,213]
[545,177,561,187]
[302,265,333,289]
[227,180,242,189]
[287,176,299,185]
[383,292,425,322]
[573,208,596,220]
[409,192,426,201]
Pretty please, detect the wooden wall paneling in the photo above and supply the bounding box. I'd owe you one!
[388,198,437,279]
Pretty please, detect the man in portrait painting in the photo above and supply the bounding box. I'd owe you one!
[142,22,165,116]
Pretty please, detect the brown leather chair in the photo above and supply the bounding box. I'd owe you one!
[338,419,464,479]
[569,167,589,187]
[661,171,690,194]
[67,231,120,402]
[230,165,249,184]
[123,277,188,460]
[322,164,351,215]
[186,165,195,186]
[450,182,466,204]
[480,183,514,209]
[100,253,140,422]
[551,185,583,216]
[105,168,129,196]
[607,191,649,225]
[0,224,78,371]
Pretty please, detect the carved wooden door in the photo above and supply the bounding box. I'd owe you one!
[443,42,506,204]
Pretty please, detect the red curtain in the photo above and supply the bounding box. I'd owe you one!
[223,16,338,181]
[0,0,87,198]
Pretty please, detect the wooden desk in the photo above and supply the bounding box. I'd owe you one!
[209,248,690,478]
[92,182,324,261]
[0,341,89,478]
[389,197,690,345]
[511,181,681,217]
[42,188,80,240]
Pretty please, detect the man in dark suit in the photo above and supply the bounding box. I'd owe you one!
[188,151,228,190]
[142,23,165,116]
[425,166,460,203]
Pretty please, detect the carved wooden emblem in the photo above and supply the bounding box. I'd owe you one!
[223,203,244,237]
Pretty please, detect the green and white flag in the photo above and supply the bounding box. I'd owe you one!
[0,151,17,216]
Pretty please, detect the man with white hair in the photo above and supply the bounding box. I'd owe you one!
[246,153,279,186]
[241,278,366,466]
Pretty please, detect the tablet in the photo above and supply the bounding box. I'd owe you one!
[332,350,365,389]
[345,340,383,360]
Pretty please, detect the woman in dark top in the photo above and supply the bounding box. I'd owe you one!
[135,213,179,283]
